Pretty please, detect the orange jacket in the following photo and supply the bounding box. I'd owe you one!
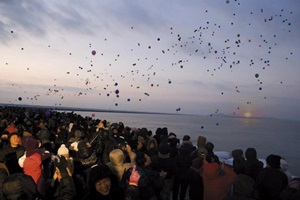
[202,162,236,200]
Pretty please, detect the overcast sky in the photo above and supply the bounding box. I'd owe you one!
[0,0,299,120]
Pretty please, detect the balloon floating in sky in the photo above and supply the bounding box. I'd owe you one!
[91,50,96,55]
[18,97,22,101]
[91,113,95,117]
[255,73,259,78]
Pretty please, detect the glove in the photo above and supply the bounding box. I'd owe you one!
[129,165,140,186]
[54,155,69,179]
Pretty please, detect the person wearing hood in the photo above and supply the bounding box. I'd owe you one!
[191,135,207,160]
[83,164,124,199]
[21,137,52,197]
[202,160,236,200]
[106,148,135,181]
[145,137,158,158]
[84,164,141,200]
[242,147,264,181]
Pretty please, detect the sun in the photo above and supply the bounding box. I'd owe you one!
[244,112,252,118]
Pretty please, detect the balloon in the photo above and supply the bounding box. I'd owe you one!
[91,113,95,118]
[92,50,96,55]
[255,73,259,78]
[18,97,22,101]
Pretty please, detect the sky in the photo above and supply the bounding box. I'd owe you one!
[0,0,300,120]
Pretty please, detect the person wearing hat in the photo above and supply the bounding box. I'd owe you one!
[57,144,74,174]
[84,164,125,199]
[0,132,25,174]
[253,154,288,200]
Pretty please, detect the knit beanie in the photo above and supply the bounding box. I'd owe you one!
[89,165,112,187]
[57,144,69,156]
[158,143,171,159]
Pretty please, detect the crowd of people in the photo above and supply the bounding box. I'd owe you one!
[0,106,299,200]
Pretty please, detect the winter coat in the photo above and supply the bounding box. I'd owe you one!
[202,162,236,200]
[23,152,42,184]
[151,154,177,180]
[224,174,256,200]
[0,145,25,174]
[186,167,204,200]
[2,173,37,200]
[254,167,288,200]
[53,176,77,200]
[243,148,263,181]
[106,149,134,181]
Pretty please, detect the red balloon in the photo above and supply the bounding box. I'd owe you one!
[92,50,96,55]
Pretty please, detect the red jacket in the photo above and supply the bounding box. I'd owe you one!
[23,152,42,184]
[202,162,236,200]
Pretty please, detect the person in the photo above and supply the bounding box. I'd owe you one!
[84,164,141,200]
[253,154,288,200]
[52,155,77,200]
[0,132,25,174]
[151,142,177,200]
[172,146,192,200]
[202,160,236,200]
[191,135,207,160]
[231,149,245,174]
[146,137,158,158]
[22,137,52,197]
[106,148,135,181]
[57,144,74,174]
[242,147,263,181]
[122,151,165,200]
[205,142,215,157]
[0,163,9,198]
[224,174,255,200]
[2,173,37,200]
[186,157,204,200]
[180,135,194,155]
[5,121,18,134]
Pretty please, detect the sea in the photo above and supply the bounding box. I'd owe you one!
[73,111,300,177]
